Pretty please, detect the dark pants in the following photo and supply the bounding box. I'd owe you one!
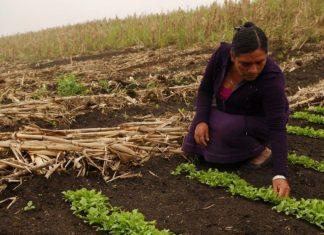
[182,108,269,164]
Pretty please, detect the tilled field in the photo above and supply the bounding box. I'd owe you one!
[0,43,323,235]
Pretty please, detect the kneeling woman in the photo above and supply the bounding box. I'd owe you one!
[182,22,290,198]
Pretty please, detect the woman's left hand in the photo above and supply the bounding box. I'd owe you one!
[272,179,290,198]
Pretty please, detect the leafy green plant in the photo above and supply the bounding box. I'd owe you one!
[172,163,324,230]
[291,111,324,124]
[307,106,324,115]
[23,200,35,211]
[288,153,324,172]
[287,125,324,138]
[57,73,88,96]
[63,188,173,234]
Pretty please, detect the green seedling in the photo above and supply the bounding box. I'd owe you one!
[122,112,129,120]
[23,201,35,211]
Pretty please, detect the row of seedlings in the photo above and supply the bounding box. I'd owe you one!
[171,106,324,230]
[63,188,174,234]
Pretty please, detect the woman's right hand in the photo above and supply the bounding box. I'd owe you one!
[194,122,210,146]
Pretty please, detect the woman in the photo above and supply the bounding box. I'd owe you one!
[182,22,290,198]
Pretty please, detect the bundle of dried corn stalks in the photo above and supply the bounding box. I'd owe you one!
[0,93,138,126]
[0,84,198,126]
[0,113,193,188]
[288,79,324,110]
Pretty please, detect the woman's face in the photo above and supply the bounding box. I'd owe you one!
[231,48,267,81]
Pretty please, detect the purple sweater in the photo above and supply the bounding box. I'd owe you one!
[194,42,289,177]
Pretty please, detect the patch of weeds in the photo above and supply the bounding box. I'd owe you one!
[57,73,88,96]
[172,77,184,85]
[23,201,35,211]
[31,84,50,99]
[146,80,157,89]
[49,120,57,127]
[125,83,139,98]
[172,77,192,86]
[126,83,138,91]
[98,79,110,93]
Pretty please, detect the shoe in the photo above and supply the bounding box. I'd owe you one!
[243,154,273,170]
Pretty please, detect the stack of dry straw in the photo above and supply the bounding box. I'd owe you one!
[0,113,192,189]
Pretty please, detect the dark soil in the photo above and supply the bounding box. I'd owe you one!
[1,149,323,235]
[285,58,323,96]
[70,101,193,129]
[0,44,323,235]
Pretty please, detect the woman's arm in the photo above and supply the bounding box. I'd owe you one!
[261,72,289,177]
[194,47,223,126]
[261,70,290,197]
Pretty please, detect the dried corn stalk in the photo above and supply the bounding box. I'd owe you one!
[0,84,198,126]
[0,113,193,187]
[289,79,324,110]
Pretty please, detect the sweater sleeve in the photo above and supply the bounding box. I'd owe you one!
[193,47,222,126]
[261,73,289,177]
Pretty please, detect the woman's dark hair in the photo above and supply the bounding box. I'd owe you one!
[232,22,268,56]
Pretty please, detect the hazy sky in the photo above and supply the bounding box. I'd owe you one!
[0,0,222,36]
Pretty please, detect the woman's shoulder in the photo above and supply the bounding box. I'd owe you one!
[208,42,231,67]
[257,57,285,89]
[218,42,232,54]
[259,57,285,89]
[262,57,283,75]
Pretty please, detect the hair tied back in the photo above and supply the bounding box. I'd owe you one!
[243,22,255,28]
[232,21,268,55]
[234,22,255,32]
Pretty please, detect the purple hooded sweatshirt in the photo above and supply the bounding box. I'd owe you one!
[183,42,289,177]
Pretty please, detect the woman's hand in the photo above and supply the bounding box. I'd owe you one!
[272,179,290,198]
[194,122,209,146]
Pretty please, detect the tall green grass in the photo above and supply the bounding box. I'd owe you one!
[0,0,323,62]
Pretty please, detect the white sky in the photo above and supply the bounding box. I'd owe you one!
[0,0,223,36]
